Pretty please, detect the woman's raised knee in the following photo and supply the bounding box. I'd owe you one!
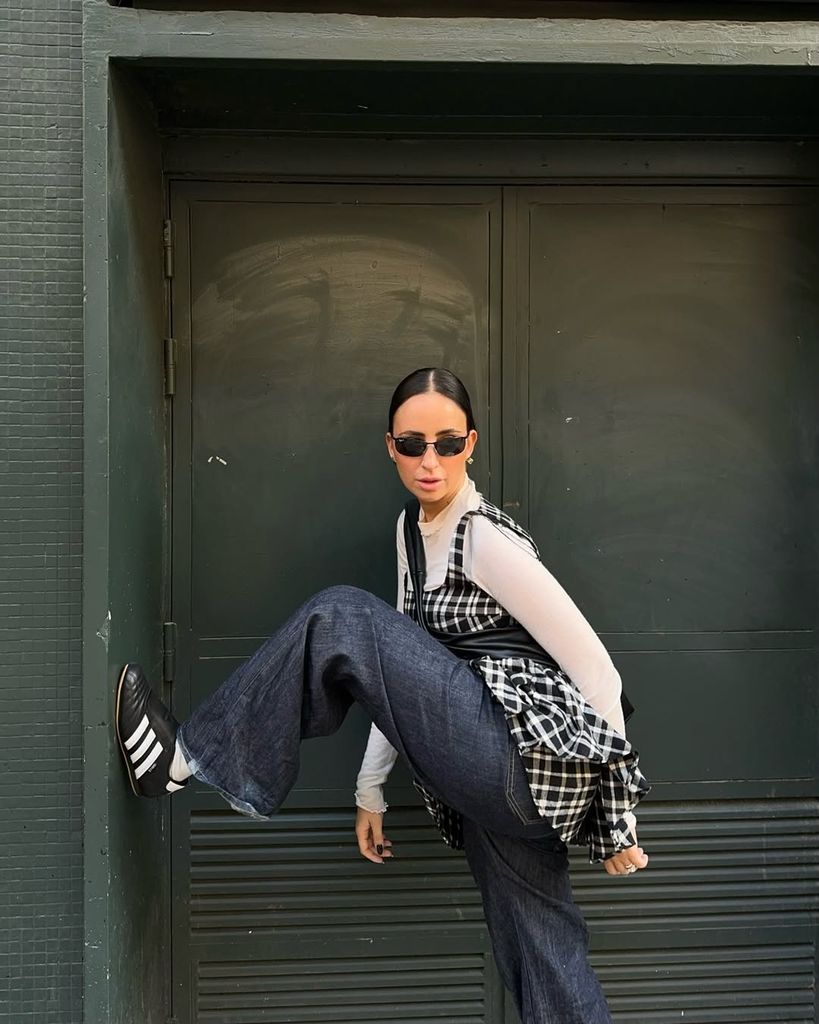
[310,584,376,611]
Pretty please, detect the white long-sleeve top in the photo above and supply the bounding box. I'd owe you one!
[354,473,629,818]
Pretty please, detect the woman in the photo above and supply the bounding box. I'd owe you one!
[116,366,649,1024]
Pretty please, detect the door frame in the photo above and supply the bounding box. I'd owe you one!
[165,173,819,1023]
[84,44,819,1024]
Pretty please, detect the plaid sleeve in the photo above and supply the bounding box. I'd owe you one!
[582,759,641,862]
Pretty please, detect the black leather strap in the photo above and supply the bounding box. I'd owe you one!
[403,498,431,632]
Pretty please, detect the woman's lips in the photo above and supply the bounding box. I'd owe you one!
[418,479,442,489]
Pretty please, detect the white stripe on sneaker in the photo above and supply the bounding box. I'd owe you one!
[129,728,157,765]
[134,742,163,779]
[124,714,150,750]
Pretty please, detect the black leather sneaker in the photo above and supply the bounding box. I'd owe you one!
[115,663,188,797]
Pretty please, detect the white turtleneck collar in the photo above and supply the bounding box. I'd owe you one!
[417,474,479,537]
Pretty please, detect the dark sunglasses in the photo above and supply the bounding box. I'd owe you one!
[390,434,469,458]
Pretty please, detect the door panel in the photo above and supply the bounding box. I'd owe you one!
[171,180,819,1023]
[521,191,818,634]
[518,188,819,788]
[517,188,819,1021]
[187,188,500,642]
[171,183,506,1023]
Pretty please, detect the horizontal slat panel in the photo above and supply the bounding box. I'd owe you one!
[592,944,815,1023]
[190,799,819,936]
[196,954,490,1023]
[570,799,819,930]
[190,807,481,936]
[193,944,815,1023]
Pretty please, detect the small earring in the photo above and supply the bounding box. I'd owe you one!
[467,457,474,465]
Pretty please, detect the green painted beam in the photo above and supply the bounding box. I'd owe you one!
[84,2,819,66]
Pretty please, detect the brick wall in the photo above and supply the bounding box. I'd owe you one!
[0,0,84,1020]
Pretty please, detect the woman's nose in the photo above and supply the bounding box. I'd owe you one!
[421,445,441,470]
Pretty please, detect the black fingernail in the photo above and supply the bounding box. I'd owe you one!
[376,844,383,854]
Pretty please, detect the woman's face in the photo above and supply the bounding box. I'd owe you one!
[386,391,478,519]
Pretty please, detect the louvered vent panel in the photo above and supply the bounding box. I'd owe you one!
[190,807,481,936]
[596,943,815,1023]
[196,953,489,1022]
[572,799,819,929]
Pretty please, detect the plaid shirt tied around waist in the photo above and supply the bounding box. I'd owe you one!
[406,498,651,863]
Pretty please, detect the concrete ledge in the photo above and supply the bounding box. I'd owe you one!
[84,4,819,66]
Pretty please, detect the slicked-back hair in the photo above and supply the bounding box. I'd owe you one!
[388,367,477,434]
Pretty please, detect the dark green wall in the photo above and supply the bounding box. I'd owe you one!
[0,0,84,1022]
[0,1,812,1018]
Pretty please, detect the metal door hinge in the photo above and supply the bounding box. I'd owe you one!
[163,219,174,279]
[163,621,177,684]
[164,337,177,396]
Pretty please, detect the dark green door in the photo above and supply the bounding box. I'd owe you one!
[513,188,819,1021]
[170,181,819,1023]
[169,183,511,1023]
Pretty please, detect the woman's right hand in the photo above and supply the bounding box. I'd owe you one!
[355,807,393,863]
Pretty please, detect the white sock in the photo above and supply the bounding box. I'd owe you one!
[170,739,192,783]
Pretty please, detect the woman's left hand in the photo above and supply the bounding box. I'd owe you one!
[603,840,649,876]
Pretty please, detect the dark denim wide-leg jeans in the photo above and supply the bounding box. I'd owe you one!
[177,585,612,1024]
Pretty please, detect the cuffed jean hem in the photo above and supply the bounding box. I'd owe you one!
[176,728,276,822]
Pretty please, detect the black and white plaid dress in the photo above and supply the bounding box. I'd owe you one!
[404,497,651,863]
